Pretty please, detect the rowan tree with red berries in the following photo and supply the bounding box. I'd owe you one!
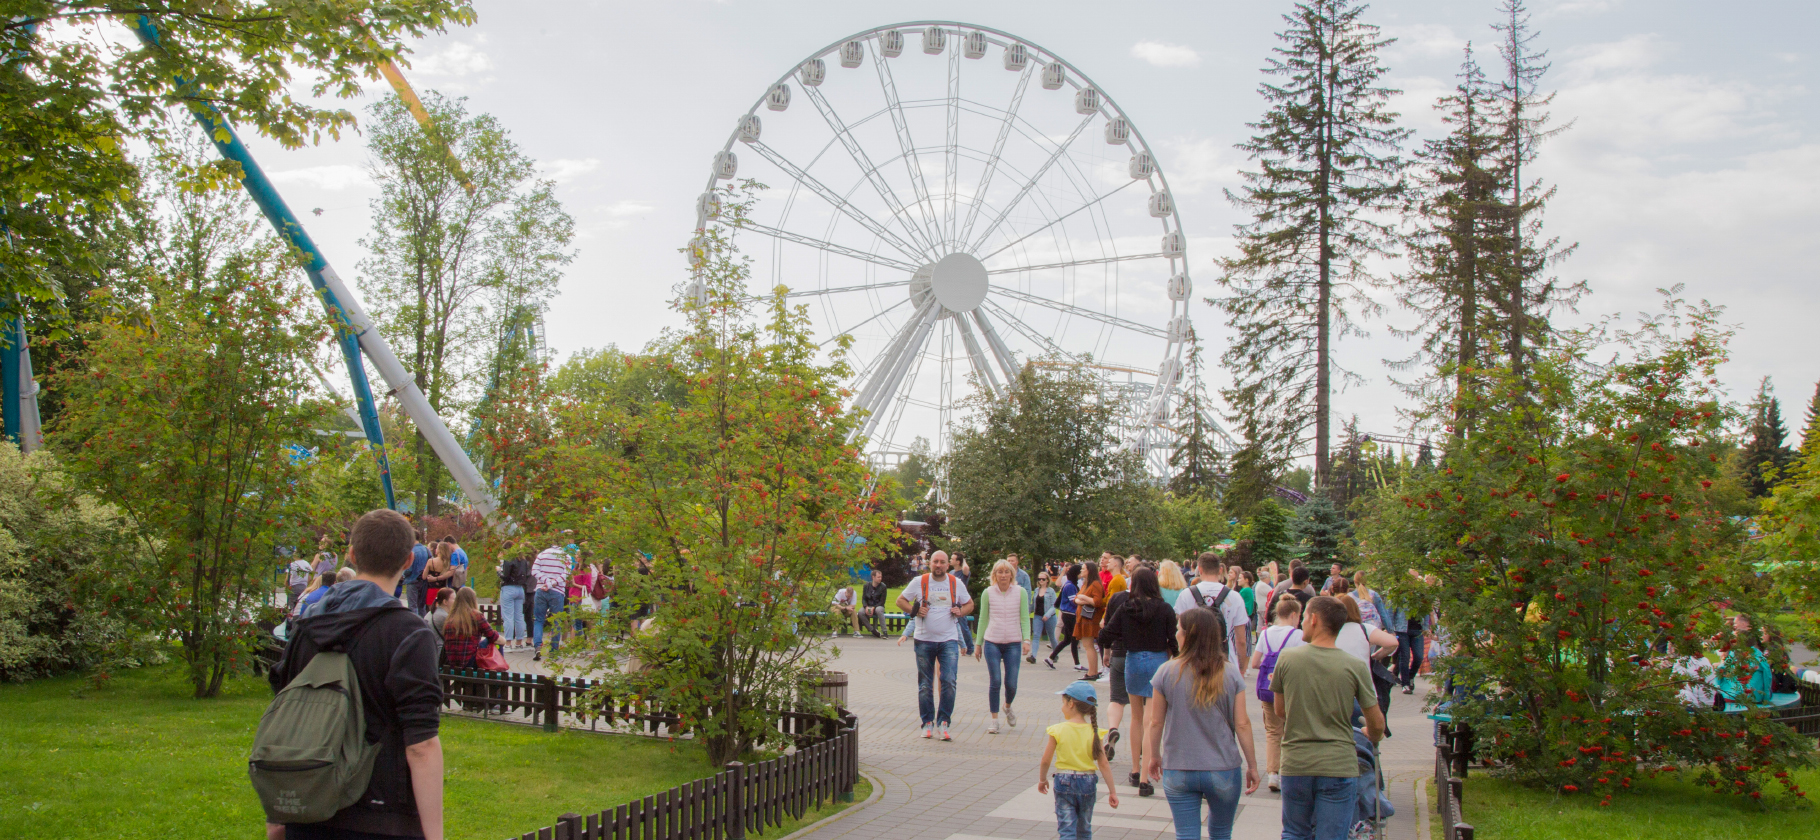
[1363,293,1815,802]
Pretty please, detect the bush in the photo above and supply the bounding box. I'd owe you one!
[0,445,146,681]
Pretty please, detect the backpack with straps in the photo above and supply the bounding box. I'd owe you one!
[1255,627,1301,703]
[1188,583,1234,643]
[248,622,382,824]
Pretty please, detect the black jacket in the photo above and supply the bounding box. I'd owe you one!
[1097,593,1178,655]
[269,580,443,834]
[862,581,889,608]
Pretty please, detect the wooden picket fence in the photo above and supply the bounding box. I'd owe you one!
[1434,723,1476,840]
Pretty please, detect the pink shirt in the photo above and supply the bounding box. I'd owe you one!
[984,584,1022,645]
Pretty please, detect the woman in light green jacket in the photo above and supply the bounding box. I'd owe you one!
[975,559,1032,733]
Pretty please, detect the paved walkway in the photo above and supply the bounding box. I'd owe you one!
[492,631,1438,840]
[793,635,1438,840]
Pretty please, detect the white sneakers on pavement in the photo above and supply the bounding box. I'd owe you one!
[922,725,933,739]
[1005,706,1017,728]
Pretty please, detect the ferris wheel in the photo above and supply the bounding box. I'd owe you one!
[691,22,1195,480]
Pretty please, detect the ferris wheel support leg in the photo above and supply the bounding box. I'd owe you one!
[132,17,496,517]
[970,310,1021,383]
[953,313,1002,398]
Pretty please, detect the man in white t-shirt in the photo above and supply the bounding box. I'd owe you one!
[896,550,975,741]
[1173,551,1252,673]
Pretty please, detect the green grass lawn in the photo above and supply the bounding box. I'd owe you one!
[1433,768,1820,840]
[0,664,865,840]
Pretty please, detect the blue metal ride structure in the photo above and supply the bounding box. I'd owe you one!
[1,20,43,452]
[129,17,497,516]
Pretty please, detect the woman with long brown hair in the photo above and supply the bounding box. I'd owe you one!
[442,587,501,670]
[1072,562,1107,681]
[1142,608,1259,839]
[422,541,455,612]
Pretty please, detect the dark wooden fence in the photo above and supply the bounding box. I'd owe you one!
[1434,723,1475,840]
[1780,682,1820,737]
[478,603,957,640]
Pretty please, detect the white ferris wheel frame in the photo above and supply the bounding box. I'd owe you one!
[693,21,1198,480]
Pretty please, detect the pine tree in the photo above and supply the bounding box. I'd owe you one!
[1491,0,1583,380]
[1415,439,1436,472]
[1291,495,1351,567]
[1392,44,1511,436]
[1246,499,1295,570]
[1213,0,1409,491]
[1169,332,1225,498]
[1743,378,1795,497]
[1800,381,1820,463]
[1325,416,1369,510]
[1223,418,1283,522]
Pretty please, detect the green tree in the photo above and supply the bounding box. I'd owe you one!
[1243,499,1293,570]
[1159,492,1229,559]
[1291,495,1349,568]
[945,359,1159,562]
[1391,45,1510,437]
[1212,0,1409,488]
[1800,380,1820,463]
[1168,333,1225,498]
[358,91,573,515]
[0,2,473,318]
[884,437,936,508]
[50,259,328,698]
[1491,0,1582,381]
[1741,378,1794,498]
[533,183,892,766]
[1361,293,1810,800]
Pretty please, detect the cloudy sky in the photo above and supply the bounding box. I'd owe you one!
[231,0,1819,459]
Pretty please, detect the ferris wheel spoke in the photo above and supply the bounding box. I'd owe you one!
[853,302,940,442]
[943,45,961,247]
[958,62,1033,248]
[980,299,1088,366]
[819,297,910,348]
[801,86,941,258]
[969,309,1023,384]
[741,221,922,273]
[987,285,1168,339]
[748,140,928,264]
[979,179,1140,261]
[986,251,1171,276]
[966,111,1097,253]
[953,311,1003,398]
[870,45,944,252]
[783,278,912,299]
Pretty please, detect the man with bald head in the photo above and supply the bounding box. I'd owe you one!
[897,550,975,741]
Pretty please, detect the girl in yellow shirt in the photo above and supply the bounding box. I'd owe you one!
[1039,681,1120,839]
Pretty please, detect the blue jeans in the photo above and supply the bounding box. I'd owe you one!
[532,589,566,653]
[1279,775,1358,840]
[498,585,527,641]
[914,639,960,726]
[1036,613,1059,649]
[1053,771,1098,840]
[405,580,428,616]
[983,641,1022,714]
[1161,768,1242,840]
[1125,649,1168,698]
[1394,627,1424,688]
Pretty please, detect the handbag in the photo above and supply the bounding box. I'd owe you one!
[476,643,508,672]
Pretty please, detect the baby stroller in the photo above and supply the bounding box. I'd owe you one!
[1350,728,1392,840]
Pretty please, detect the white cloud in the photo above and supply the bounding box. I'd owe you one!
[1156,136,1244,196]
[1554,36,1795,150]
[594,199,655,230]
[269,164,369,191]
[1131,41,1202,69]
[543,158,601,183]
[1539,0,1625,18]
[1383,24,1465,61]
[410,42,493,77]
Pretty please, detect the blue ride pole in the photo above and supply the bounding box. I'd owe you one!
[131,17,397,509]
[1,19,43,452]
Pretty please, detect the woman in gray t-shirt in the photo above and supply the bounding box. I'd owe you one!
[1142,608,1260,839]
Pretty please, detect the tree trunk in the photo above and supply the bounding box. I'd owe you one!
[1314,32,1335,491]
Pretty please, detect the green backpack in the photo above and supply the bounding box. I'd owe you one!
[248,628,381,824]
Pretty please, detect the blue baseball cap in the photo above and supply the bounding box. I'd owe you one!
[1056,680,1098,705]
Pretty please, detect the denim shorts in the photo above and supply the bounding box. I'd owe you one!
[1125,650,1168,698]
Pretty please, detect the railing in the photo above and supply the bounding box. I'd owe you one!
[478,603,965,639]
[1434,723,1476,840]
[1779,682,1820,738]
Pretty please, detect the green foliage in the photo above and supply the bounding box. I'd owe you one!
[358,91,573,515]
[0,445,146,681]
[1758,419,1820,652]
[1800,381,1820,463]
[945,358,1161,562]
[882,437,936,508]
[1741,378,1795,498]
[1168,335,1224,498]
[1291,495,1350,568]
[514,183,892,766]
[1212,0,1410,482]
[0,1,475,316]
[1362,295,1811,801]
[1440,771,1820,839]
[1158,492,1230,560]
[49,264,328,698]
[1242,499,1293,570]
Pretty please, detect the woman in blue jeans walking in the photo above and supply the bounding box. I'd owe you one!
[974,559,1032,734]
[1141,607,1260,840]
[1095,566,1178,797]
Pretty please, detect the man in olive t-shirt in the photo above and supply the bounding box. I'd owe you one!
[1269,596,1385,840]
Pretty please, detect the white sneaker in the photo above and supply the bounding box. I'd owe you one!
[922,726,933,739]
[1005,706,1017,728]
[987,721,1000,734]
[1268,773,1281,792]
[941,726,952,741]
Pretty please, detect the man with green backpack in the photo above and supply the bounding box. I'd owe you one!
[254,509,445,840]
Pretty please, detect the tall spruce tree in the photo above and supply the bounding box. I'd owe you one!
[1743,378,1795,497]
[1213,0,1409,490]
[1801,381,1820,463]
[1392,45,1511,436]
[1168,331,1225,498]
[1492,0,1582,379]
